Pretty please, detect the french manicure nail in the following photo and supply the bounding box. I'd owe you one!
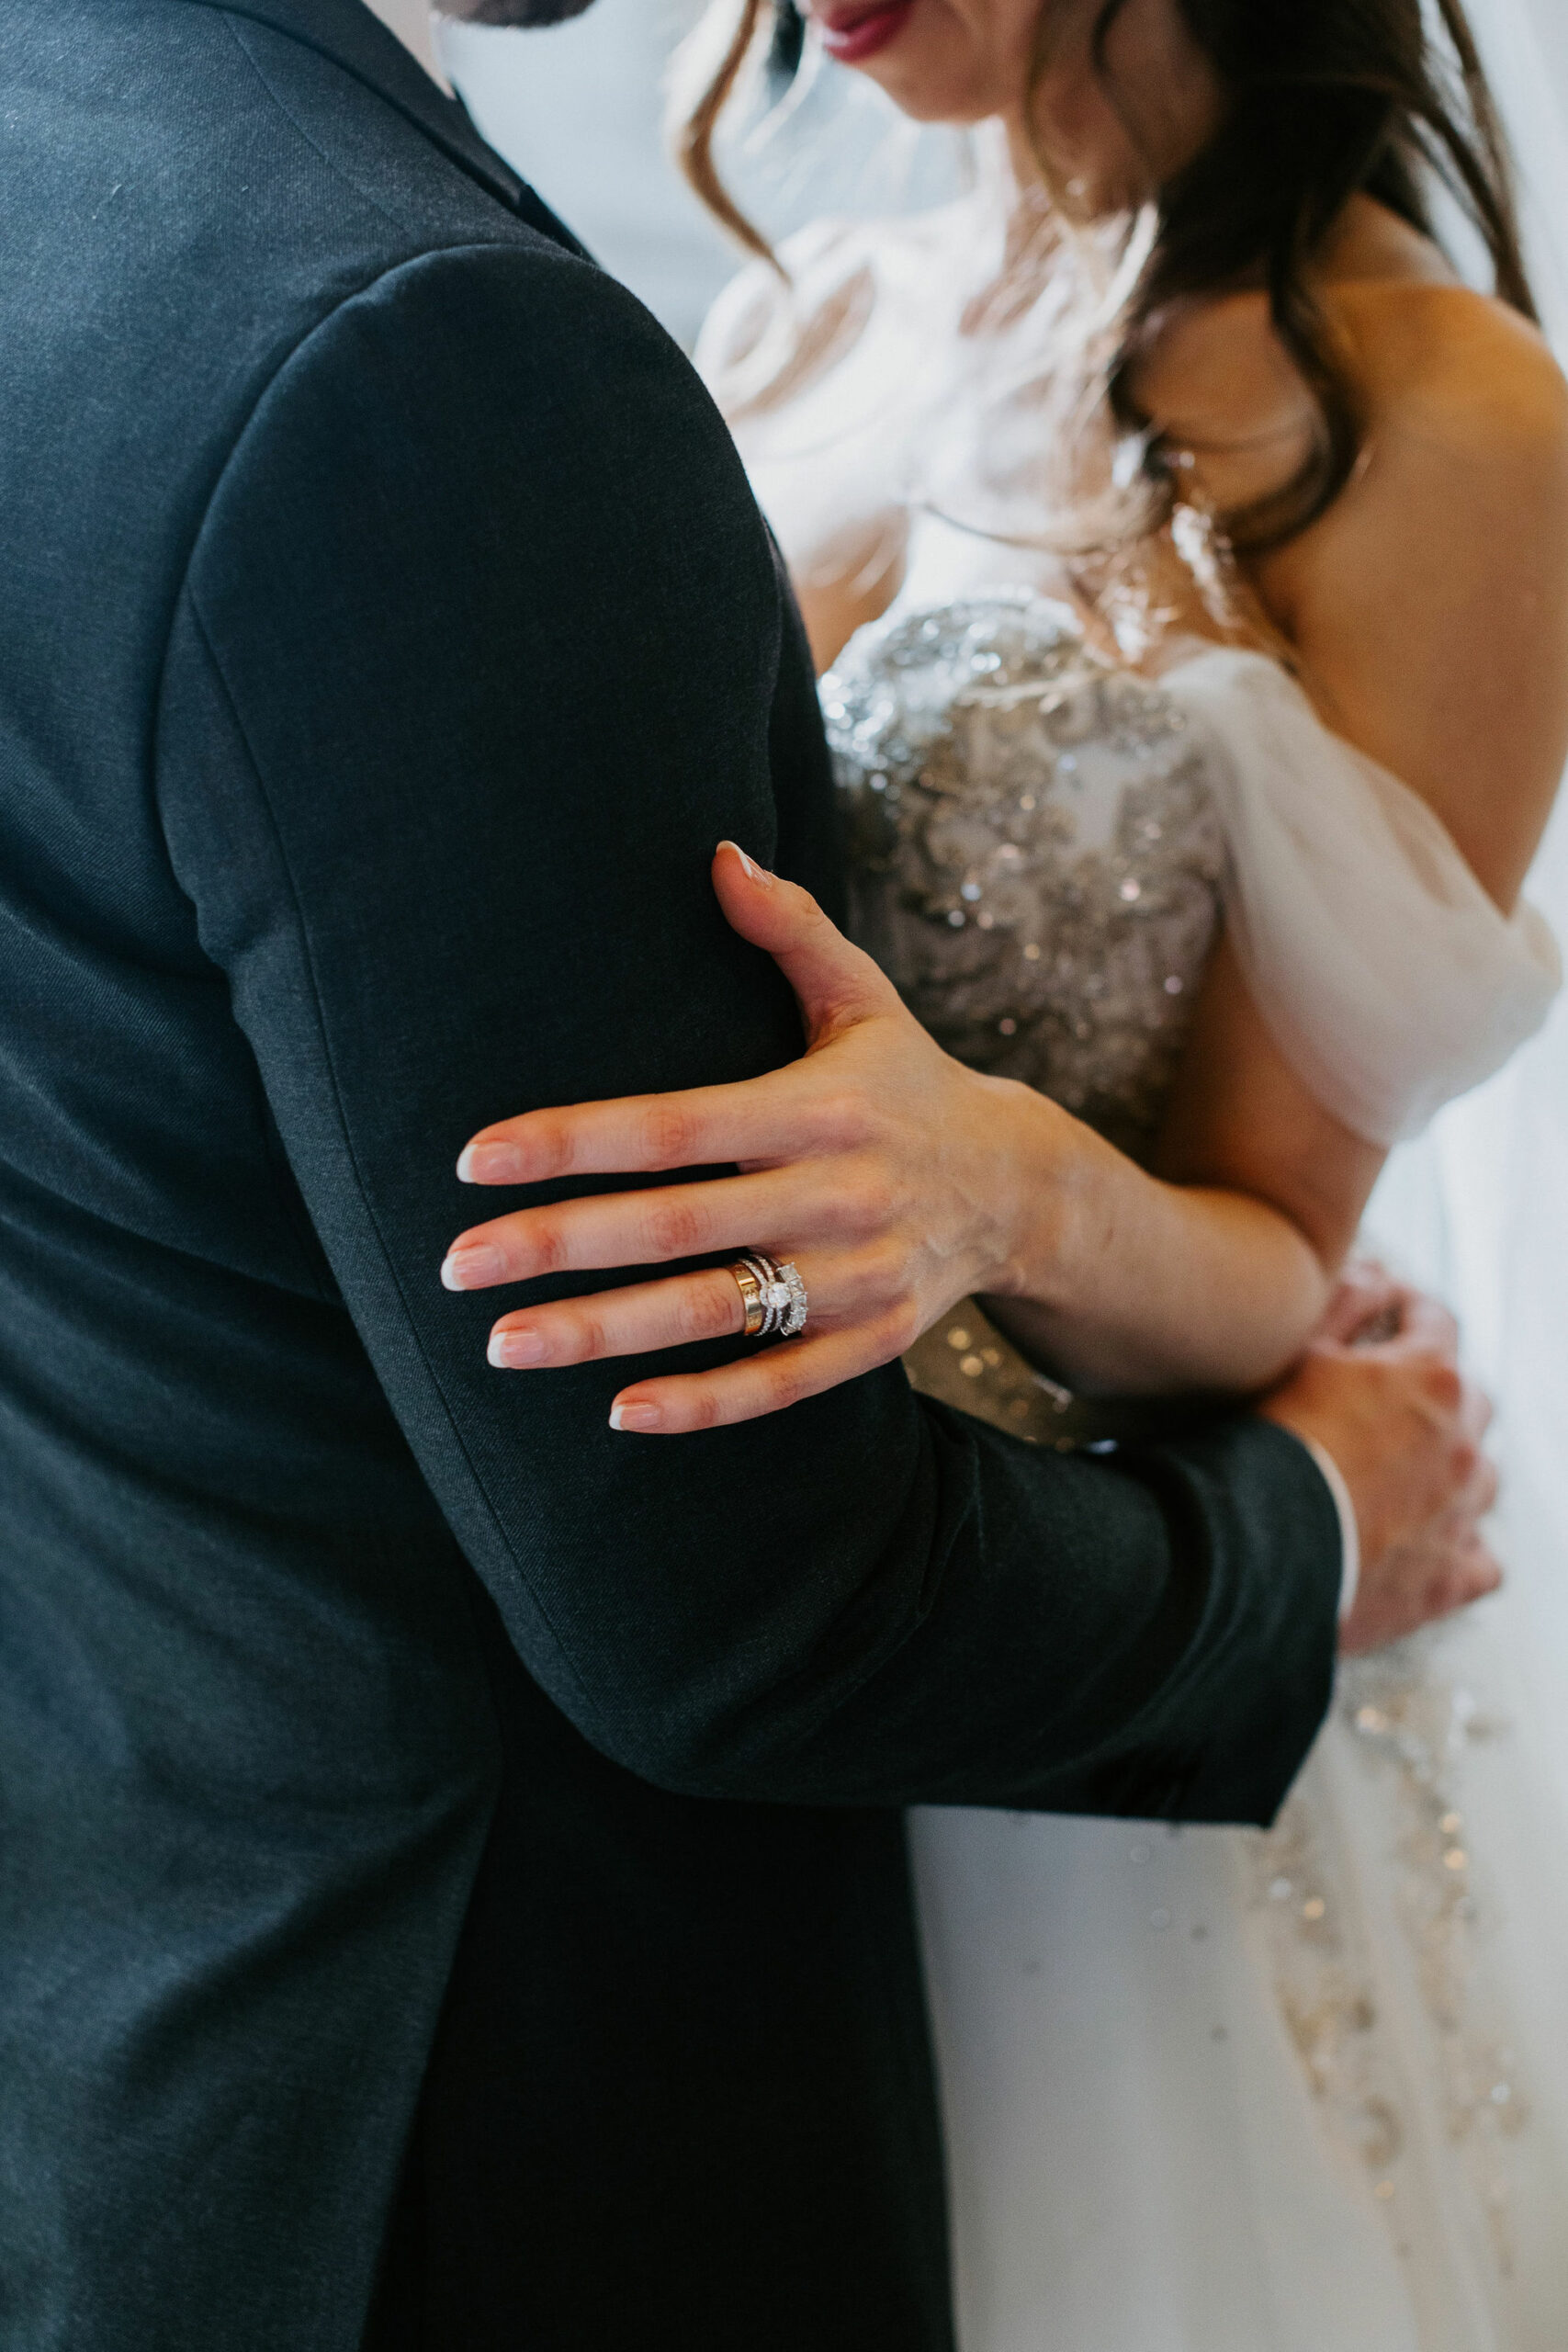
[457,1142,528,1185]
[720,839,774,888]
[489,1329,547,1368]
[441,1244,506,1291]
[609,1400,663,1432]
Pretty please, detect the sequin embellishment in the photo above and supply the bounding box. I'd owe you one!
[825,592,1227,1448]
[823,592,1226,1161]
[1250,1638,1526,2272]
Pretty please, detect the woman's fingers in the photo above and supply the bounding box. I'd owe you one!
[1315,1260,1404,1345]
[1384,1286,1461,1363]
[442,851,1008,1428]
[458,1069,807,1188]
[708,841,899,1039]
[475,1244,911,1433]
[1312,1277,1463,1373]
[443,1161,888,1292]
[607,1317,910,1435]
[487,1267,747,1368]
[454,843,904,1190]
[483,1250,904,1385]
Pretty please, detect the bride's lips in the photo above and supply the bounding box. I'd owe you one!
[817,0,917,65]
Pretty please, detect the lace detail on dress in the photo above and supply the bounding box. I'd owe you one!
[823,593,1227,1162]
[1247,1789,1410,2198]
[1250,1639,1529,2275]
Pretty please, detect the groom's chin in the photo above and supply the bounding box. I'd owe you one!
[437,0,601,21]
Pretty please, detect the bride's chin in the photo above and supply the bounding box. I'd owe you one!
[848,61,1011,128]
[825,3,1010,126]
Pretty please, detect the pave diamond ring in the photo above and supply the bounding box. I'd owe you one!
[728,1252,809,1341]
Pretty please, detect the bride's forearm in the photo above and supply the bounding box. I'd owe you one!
[983,1102,1336,1397]
[443,866,1373,1435]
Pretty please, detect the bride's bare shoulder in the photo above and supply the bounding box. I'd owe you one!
[1140,199,1568,902]
[1287,283,1568,894]
[1341,290,1568,471]
[1133,197,1568,521]
[1280,205,1568,648]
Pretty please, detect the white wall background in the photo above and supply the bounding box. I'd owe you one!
[436,0,741,348]
[354,0,961,349]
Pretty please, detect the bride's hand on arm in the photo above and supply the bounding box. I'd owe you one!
[441,845,1345,1431]
[443,842,1066,1431]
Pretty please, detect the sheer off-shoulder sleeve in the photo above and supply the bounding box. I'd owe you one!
[1164,647,1562,1146]
[694,220,877,425]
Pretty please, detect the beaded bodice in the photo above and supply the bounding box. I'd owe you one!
[823,593,1227,1161]
[821,585,1556,1442]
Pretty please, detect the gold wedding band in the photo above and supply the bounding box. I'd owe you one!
[727,1252,809,1342]
[728,1260,768,1340]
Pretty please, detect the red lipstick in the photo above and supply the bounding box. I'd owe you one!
[818,1,917,65]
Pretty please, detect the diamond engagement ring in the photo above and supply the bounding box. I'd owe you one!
[728,1252,809,1340]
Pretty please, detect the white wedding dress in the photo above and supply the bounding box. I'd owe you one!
[698,172,1568,2350]
[823,594,1568,2352]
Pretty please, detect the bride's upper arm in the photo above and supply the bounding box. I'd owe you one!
[1151,292,1568,1260]
[1256,291,1568,910]
[1151,928,1386,1275]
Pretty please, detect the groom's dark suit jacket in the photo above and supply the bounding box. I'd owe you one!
[0,3,1342,2345]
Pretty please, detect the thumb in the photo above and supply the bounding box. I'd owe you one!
[713,841,899,1043]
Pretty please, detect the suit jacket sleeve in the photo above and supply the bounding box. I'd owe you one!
[154,237,1341,1824]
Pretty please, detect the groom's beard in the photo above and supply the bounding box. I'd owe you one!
[438,0,600,20]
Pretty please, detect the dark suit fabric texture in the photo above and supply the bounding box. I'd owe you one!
[0,3,1342,2346]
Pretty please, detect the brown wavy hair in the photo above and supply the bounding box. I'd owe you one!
[679,0,1535,552]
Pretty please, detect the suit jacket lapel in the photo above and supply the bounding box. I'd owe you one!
[172,0,590,254]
